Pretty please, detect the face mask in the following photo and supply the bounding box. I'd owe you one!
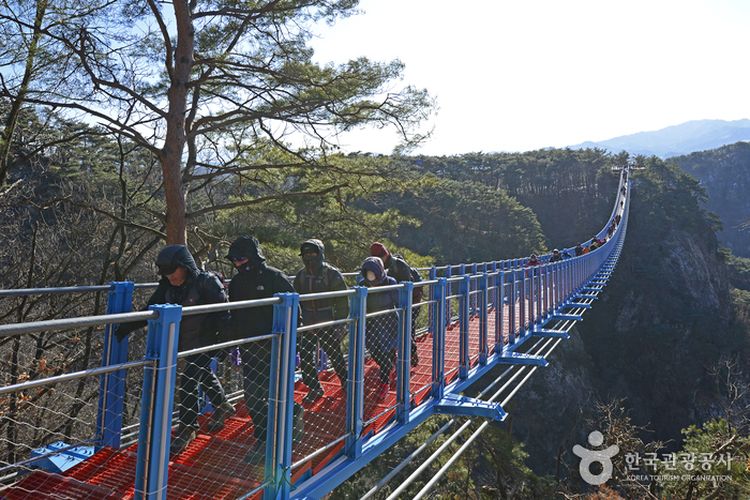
[366,270,377,283]
[302,254,319,270]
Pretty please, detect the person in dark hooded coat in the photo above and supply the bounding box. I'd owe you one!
[357,256,399,399]
[293,239,349,404]
[225,235,303,464]
[116,244,234,454]
[369,242,423,366]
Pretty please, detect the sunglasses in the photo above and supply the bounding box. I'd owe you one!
[227,255,246,262]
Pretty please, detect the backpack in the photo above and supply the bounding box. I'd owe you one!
[199,270,228,295]
[393,254,424,303]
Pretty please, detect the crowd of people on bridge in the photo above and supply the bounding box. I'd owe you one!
[113,184,626,462]
[115,236,423,460]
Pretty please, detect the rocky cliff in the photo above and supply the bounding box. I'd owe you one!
[507,157,746,477]
[672,142,750,257]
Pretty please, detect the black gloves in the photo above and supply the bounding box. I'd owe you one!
[114,320,146,341]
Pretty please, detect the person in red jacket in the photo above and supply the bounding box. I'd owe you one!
[369,242,423,366]
[524,254,541,300]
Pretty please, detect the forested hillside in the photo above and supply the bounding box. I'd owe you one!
[2,105,749,497]
[2,1,748,497]
[672,142,750,257]
[508,157,750,498]
[407,149,623,247]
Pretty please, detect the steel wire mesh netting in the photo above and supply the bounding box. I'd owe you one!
[487,278,505,355]
[409,298,433,406]
[443,287,462,384]
[511,273,523,338]
[467,282,482,369]
[167,337,274,497]
[362,305,401,429]
[292,321,350,472]
[0,323,148,498]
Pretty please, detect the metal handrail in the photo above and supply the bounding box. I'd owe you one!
[181,296,280,316]
[0,359,153,396]
[176,333,278,359]
[0,310,157,337]
[364,307,401,320]
[292,434,349,470]
[297,317,352,333]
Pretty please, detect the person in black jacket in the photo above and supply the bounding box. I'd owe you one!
[357,257,399,400]
[116,244,234,454]
[293,239,349,404]
[225,235,303,464]
[369,242,423,366]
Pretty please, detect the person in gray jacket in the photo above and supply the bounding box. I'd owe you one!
[293,239,349,404]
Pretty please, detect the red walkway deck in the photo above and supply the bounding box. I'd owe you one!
[4,300,534,499]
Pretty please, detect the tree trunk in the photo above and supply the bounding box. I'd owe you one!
[160,0,194,245]
[0,0,48,186]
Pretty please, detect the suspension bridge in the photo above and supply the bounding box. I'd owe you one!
[0,169,630,499]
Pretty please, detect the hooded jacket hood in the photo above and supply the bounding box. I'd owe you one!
[299,238,326,269]
[227,235,266,267]
[300,238,326,262]
[369,242,391,265]
[155,245,200,278]
[361,256,387,285]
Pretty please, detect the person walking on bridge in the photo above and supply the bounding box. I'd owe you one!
[525,254,541,267]
[524,253,541,301]
[369,242,423,366]
[115,244,234,455]
[225,235,304,464]
[294,239,349,404]
[358,256,399,400]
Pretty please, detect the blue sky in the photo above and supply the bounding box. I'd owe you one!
[310,0,750,155]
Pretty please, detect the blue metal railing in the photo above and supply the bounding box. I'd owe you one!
[0,170,631,499]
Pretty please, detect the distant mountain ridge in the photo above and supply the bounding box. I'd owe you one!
[570,119,750,158]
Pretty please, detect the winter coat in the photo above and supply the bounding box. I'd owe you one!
[226,236,295,340]
[293,239,349,325]
[358,257,399,352]
[146,245,229,351]
[370,242,424,303]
